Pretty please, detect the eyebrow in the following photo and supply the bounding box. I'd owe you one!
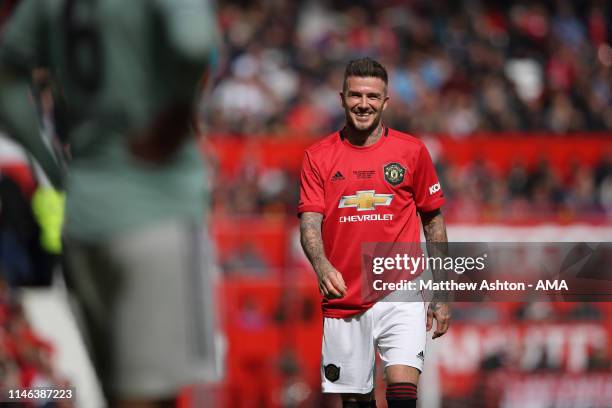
[347,90,383,97]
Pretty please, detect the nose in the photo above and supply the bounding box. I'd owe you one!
[358,95,368,109]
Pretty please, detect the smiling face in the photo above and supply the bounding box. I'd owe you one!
[341,76,389,134]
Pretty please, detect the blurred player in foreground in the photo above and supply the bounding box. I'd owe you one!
[0,0,220,406]
[298,58,451,407]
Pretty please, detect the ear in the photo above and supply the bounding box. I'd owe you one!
[381,95,389,112]
[339,91,346,108]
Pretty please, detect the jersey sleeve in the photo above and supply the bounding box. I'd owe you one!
[155,0,219,64]
[154,0,220,104]
[298,151,325,215]
[0,0,47,71]
[413,143,445,213]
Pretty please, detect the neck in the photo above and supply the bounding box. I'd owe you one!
[343,123,384,147]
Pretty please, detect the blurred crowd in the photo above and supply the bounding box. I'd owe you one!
[208,0,612,136]
[211,151,612,221]
[437,153,612,221]
[0,279,72,407]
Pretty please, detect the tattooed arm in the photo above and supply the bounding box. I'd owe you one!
[421,208,451,339]
[422,208,448,244]
[300,212,347,298]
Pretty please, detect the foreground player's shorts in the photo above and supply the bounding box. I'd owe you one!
[321,300,427,394]
[65,219,220,400]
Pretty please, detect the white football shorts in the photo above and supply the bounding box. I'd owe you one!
[321,300,427,394]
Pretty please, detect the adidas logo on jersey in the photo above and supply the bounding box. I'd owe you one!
[417,351,425,361]
[331,171,345,181]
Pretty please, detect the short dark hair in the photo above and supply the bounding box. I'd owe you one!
[343,57,388,94]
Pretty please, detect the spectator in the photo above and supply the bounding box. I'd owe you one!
[208,0,612,135]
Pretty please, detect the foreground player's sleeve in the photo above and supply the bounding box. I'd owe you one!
[156,0,219,60]
[413,143,445,213]
[155,0,219,98]
[0,0,62,188]
[298,151,325,215]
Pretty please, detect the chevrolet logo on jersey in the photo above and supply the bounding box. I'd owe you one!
[338,190,394,211]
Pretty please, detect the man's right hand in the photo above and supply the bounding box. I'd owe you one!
[316,265,347,299]
[299,212,347,299]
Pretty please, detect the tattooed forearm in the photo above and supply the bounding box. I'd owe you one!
[421,209,448,244]
[421,209,451,302]
[300,212,331,275]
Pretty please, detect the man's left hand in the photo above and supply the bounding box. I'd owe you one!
[426,302,451,339]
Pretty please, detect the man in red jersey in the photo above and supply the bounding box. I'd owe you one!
[298,58,451,408]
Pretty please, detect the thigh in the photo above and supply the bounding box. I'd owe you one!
[64,238,123,399]
[109,220,220,398]
[321,311,375,395]
[66,219,220,400]
[375,301,427,374]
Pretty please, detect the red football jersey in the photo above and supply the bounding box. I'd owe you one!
[298,127,445,318]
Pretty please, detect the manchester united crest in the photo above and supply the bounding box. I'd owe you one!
[384,162,405,186]
[324,364,340,382]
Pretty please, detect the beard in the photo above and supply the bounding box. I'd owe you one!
[345,109,383,135]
